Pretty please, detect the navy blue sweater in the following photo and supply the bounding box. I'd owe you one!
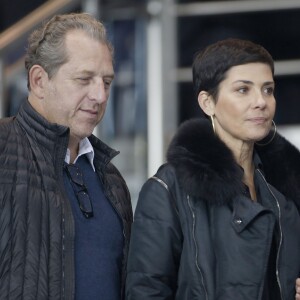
[63,155,123,300]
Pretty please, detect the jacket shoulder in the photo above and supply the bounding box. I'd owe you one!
[127,164,182,299]
[0,116,15,125]
[135,163,180,222]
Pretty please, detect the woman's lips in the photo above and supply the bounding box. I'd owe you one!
[248,117,268,124]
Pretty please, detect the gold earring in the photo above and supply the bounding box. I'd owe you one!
[210,115,216,134]
[255,120,277,146]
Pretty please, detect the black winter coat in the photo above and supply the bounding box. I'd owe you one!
[126,118,300,300]
[0,100,133,299]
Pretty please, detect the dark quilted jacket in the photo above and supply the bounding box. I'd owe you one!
[126,118,300,300]
[0,100,132,300]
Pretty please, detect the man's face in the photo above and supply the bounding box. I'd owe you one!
[41,30,114,143]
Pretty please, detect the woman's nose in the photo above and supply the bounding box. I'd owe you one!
[254,91,267,108]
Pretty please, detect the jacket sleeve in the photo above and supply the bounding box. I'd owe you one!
[126,171,182,300]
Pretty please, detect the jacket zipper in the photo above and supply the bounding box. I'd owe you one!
[256,169,283,300]
[151,177,209,298]
[187,195,209,300]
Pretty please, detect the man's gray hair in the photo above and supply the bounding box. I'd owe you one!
[25,13,113,90]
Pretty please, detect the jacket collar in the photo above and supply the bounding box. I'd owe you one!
[167,118,300,208]
[16,100,69,167]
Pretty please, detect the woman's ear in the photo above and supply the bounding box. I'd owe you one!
[198,91,215,116]
[29,65,49,99]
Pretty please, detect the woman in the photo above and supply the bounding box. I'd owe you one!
[126,38,300,299]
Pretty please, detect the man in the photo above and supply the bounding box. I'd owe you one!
[0,13,132,300]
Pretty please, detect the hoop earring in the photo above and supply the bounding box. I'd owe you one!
[210,115,216,134]
[255,120,277,146]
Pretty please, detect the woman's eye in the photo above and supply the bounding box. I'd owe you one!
[264,86,274,95]
[237,87,248,94]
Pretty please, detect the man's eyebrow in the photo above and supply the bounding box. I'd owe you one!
[75,70,115,79]
[104,74,115,80]
[75,70,94,76]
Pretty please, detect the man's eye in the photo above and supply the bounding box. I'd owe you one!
[104,81,112,89]
[78,78,90,83]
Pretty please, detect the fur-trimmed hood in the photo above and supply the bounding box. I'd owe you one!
[167,118,300,208]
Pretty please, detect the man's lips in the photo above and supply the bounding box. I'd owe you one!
[80,109,98,115]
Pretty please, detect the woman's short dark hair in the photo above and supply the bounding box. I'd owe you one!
[192,38,274,101]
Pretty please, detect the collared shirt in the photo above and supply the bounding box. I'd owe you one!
[64,137,95,171]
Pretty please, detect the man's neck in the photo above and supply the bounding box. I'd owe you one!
[68,137,80,163]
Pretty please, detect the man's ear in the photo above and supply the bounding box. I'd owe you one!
[198,91,215,116]
[29,65,48,99]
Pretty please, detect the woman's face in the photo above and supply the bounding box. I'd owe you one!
[212,62,276,147]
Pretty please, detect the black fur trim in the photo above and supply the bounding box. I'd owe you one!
[256,134,300,211]
[167,118,300,208]
[167,118,244,205]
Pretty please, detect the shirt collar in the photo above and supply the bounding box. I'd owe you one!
[65,137,95,171]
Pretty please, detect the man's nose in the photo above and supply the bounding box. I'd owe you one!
[88,80,107,103]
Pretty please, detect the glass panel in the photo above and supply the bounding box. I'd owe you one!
[178,9,300,67]
[98,18,147,210]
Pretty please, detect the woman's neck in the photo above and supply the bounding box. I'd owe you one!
[228,140,257,201]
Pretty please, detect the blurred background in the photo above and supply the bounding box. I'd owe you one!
[1,0,300,209]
